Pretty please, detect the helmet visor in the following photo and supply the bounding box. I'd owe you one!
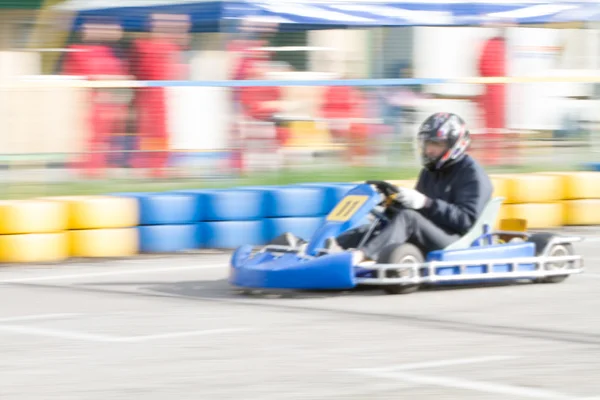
[415,132,448,168]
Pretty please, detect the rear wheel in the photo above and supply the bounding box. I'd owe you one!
[529,233,574,284]
[377,243,424,295]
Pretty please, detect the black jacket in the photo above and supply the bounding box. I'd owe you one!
[415,154,493,235]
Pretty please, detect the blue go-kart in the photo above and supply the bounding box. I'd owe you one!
[229,180,584,295]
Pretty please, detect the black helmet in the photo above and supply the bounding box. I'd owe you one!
[415,112,471,171]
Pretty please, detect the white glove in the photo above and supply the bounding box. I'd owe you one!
[396,187,428,210]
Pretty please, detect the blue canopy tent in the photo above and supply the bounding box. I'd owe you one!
[52,0,600,33]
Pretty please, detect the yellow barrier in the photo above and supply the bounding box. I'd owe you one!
[493,172,600,228]
[0,200,67,235]
[502,203,564,229]
[563,200,600,226]
[494,174,564,204]
[38,196,139,230]
[0,233,69,263]
[69,228,139,258]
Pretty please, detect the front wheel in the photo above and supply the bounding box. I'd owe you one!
[377,243,424,295]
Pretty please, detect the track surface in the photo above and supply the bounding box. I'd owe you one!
[1,231,600,400]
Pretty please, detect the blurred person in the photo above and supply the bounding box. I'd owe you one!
[229,20,278,82]
[227,20,278,173]
[129,13,190,178]
[61,17,132,178]
[380,62,428,138]
[238,59,289,147]
[274,112,493,264]
[477,23,508,166]
[320,71,370,166]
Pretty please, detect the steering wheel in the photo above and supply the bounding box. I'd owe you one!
[365,180,404,220]
[366,180,399,199]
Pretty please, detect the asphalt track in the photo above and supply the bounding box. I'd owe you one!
[1,228,600,400]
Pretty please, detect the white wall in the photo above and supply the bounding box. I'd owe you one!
[412,25,600,131]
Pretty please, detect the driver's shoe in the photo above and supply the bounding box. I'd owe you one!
[325,238,367,264]
[324,237,345,253]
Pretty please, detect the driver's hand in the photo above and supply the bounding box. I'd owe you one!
[395,187,428,210]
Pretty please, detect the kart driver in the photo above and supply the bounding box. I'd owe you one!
[275,112,494,264]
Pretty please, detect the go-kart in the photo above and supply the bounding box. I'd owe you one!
[229,180,584,295]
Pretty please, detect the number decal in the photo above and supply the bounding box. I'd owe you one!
[326,195,369,222]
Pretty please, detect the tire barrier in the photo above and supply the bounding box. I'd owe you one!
[202,220,267,249]
[110,192,202,225]
[138,224,204,253]
[562,200,600,226]
[0,233,69,263]
[174,189,265,221]
[582,162,600,172]
[69,228,139,258]
[296,183,358,213]
[0,172,598,263]
[502,203,564,229]
[490,176,509,200]
[497,174,564,204]
[537,171,600,200]
[253,186,330,218]
[0,200,69,263]
[41,195,139,230]
[39,196,140,259]
[0,200,67,235]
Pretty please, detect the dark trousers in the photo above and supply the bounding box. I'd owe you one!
[336,209,461,261]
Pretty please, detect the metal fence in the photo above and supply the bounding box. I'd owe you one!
[0,9,599,199]
[0,78,598,199]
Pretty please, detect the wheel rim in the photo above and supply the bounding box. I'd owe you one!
[397,255,419,278]
[547,245,569,271]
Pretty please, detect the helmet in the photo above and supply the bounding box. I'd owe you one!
[415,112,471,171]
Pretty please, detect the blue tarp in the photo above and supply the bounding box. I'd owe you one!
[53,0,600,32]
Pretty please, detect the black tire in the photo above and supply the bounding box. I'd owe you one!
[528,233,574,284]
[377,243,424,295]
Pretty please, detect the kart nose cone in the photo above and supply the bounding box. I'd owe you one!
[229,249,356,290]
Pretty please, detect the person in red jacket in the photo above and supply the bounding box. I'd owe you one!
[62,18,132,178]
[237,60,289,147]
[321,82,369,165]
[129,13,190,178]
[477,27,507,166]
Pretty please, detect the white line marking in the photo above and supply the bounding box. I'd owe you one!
[0,325,120,342]
[116,328,254,343]
[0,263,226,284]
[345,355,519,373]
[0,325,253,343]
[0,313,81,323]
[356,370,576,400]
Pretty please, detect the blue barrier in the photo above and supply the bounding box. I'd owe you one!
[109,182,362,251]
[172,189,266,221]
[239,186,330,218]
[296,182,358,211]
[265,216,326,243]
[583,162,600,172]
[111,192,202,225]
[202,220,267,249]
[138,224,204,253]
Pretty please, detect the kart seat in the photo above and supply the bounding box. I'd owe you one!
[443,196,505,251]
